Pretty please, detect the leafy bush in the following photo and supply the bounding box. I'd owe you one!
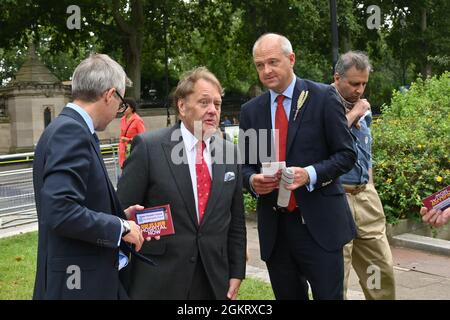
[372,72,450,224]
[243,191,257,215]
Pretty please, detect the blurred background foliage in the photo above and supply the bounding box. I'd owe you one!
[372,72,450,223]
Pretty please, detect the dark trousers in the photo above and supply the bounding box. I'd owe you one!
[187,255,215,300]
[266,211,344,300]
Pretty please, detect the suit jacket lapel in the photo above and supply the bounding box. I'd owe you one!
[161,127,198,227]
[261,92,276,161]
[287,78,309,155]
[90,134,124,218]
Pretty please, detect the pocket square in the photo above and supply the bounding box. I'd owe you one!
[224,171,235,182]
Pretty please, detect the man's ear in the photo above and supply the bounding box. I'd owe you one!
[334,73,341,83]
[177,99,186,118]
[104,88,115,103]
[289,52,295,67]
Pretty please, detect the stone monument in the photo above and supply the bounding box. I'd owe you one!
[0,44,71,153]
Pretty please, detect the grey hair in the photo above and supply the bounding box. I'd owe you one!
[71,54,132,102]
[252,33,293,57]
[335,51,372,77]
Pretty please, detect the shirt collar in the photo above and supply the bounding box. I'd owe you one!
[331,83,355,110]
[180,122,212,153]
[66,102,95,134]
[269,74,297,104]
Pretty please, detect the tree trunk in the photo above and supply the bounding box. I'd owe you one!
[112,0,144,100]
[124,32,142,99]
[420,7,432,77]
[341,32,352,53]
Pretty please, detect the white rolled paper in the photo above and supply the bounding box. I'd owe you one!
[277,167,294,207]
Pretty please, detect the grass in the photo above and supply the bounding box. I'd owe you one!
[0,232,37,300]
[0,231,274,300]
[239,277,275,300]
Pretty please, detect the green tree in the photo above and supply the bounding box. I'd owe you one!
[1,0,157,99]
[384,0,450,78]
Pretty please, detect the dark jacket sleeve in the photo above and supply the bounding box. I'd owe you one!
[40,122,121,248]
[227,146,247,280]
[239,103,259,196]
[312,86,357,187]
[117,134,150,208]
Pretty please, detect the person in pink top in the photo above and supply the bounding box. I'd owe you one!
[119,98,145,168]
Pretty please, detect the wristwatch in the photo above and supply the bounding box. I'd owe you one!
[121,219,131,237]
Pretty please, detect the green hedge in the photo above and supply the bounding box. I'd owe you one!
[243,191,257,215]
[372,72,450,224]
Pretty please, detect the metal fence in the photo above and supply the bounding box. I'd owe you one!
[0,144,120,230]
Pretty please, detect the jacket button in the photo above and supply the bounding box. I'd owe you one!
[190,257,196,263]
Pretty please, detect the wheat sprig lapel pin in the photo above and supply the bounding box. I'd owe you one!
[294,90,308,121]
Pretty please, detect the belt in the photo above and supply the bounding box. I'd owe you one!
[343,184,367,195]
[272,206,305,224]
[273,206,300,214]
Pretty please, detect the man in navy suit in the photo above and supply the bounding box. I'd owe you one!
[32,54,150,299]
[239,33,357,299]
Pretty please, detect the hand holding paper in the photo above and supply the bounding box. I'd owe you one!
[422,185,450,212]
[420,185,450,228]
[284,167,310,191]
[129,205,174,240]
[420,206,450,227]
[249,162,285,195]
[261,161,286,177]
[124,204,160,242]
[277,167,294,207]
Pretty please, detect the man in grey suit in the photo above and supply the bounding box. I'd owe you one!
[117,67,247,300]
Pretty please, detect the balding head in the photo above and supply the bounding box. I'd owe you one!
[252,33,295,93]
[253,33,293,58]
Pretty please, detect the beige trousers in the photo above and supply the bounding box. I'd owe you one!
[343,183,396,300]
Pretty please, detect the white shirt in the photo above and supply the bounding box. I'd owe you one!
[180,122,213,223]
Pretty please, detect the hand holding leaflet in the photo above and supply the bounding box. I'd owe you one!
[130,205,175,238]
[422,185,450,212]
[261,161,286,177]
[277,167,294,207]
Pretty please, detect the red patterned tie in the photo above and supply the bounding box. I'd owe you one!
[196,141,211,224]
[275,95,297,212]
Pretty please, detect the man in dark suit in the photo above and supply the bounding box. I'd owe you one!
[239,33,357,299]
[33,54,150,300]
[117,67,246,300]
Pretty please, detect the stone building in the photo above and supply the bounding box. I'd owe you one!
[0,45,71,153]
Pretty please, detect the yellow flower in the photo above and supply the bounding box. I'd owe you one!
[435,176,443,183]
[386,178,392,184]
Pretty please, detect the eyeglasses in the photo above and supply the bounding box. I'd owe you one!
[114,90,128,114]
